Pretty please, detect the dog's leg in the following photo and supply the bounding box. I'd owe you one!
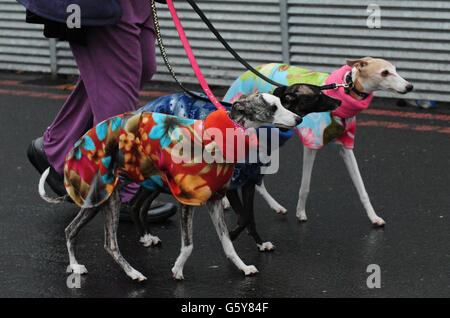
[172,205,194,280]
[296,146,318,222]
[243,183,275,252]
[255,180,287,214]
[103,189,147,281]
[130,188,161,247]
[207,200,258,276]
[65,207,99,275]
[226,189,250,241]
[129,186,148,237]
[338,146,386,226]
[222,196,231,210]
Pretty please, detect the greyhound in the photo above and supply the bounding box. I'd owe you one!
[136,85,341,252]
[38,92,302,281]
[225,57,413,228]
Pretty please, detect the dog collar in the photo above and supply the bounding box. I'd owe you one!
[225,111,259,149]
[344,72,370,100]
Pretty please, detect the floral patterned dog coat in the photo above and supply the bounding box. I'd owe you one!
[224,63,374,150]
[139,93,293,190]
[64,109,254,209]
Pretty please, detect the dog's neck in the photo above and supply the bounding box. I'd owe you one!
[347,68,371,101]
[228,111,255,129]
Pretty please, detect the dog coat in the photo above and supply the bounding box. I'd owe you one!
[225,63,374,150]
[139,93,294,189]
[64,109,254,208]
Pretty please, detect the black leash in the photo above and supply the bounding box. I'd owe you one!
[186,0,349,92]
[186,0,284,88]
[151,0,232,107]
[151,0,346,102]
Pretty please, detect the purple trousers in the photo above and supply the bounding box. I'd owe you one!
[43,0,157,202]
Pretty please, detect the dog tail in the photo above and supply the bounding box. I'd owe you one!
[39,167,69,204]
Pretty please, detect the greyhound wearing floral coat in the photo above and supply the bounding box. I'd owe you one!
[225,57,413,226]
[39,92,301,281]
[138,87,340,252]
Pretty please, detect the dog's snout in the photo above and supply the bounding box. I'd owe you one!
[405,84,414,92]
[295,116,303,125]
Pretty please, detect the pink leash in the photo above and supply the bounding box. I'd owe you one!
[166,0,258,148]
[166,0,226,112]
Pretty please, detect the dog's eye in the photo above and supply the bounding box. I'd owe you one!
[284,94,296,102]
[381,70,389,77]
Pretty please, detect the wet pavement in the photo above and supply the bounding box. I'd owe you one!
[0,72,449,298]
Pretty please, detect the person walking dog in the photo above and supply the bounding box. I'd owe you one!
[19,0,176,221]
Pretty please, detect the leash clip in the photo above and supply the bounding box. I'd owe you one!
[320,83,350,91]
[334,83,351,89]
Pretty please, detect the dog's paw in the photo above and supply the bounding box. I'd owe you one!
[171,267,184,280]
[140,234,162,247]
[127,269,147,282]
[67,264,88,275]
[296,210,308,222]
[371,217,386,227]
[274,206,288,215]
[257,242,275,252]
[243,265,259,276]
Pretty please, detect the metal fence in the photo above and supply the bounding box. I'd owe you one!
[1,0,449,101]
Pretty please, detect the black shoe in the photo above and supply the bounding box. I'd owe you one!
[120,201,177,223]
[27,137,67,197]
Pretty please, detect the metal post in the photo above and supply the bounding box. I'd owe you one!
[48,38,58,79]
[279,0,290,64]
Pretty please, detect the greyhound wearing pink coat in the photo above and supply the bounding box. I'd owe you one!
[225,57,413,226]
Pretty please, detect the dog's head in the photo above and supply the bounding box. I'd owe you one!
[346,57,414,94]
[230,92,302,129]
[273,84,342,117]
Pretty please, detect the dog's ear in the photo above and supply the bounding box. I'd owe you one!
[232,100,246,111]
[230,101,245,122]
[232,93,255,112]
[346,58,369,69]
[273,86,287,98]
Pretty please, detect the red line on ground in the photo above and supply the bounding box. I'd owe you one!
[1,78,449,122]
[140,90,172,97]
[48,94,70,99]
[437,127,450,134]
[414,125,439,132]
[363,109,450,122]
[0,88,167,100]
[0,88,69,99]
[0,80,21,86]
[1,87,449,135]
[0,80,172,98]
[359,120,450,134]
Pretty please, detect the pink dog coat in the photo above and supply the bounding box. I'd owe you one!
[224,64,374,150]
[326,65,374,119]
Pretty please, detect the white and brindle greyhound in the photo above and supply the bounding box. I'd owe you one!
[39,92,302,281]
[224,57,413,228]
